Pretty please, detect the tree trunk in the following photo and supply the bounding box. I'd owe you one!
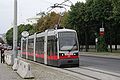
[110,32,112,52]
[115,44,117,50]
[85,31,88,52]
[115,32,117,50]
[110,43,112,52]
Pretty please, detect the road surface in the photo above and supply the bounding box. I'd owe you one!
[80,55,120,74]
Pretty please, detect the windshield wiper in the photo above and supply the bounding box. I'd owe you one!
[68,43,77,52]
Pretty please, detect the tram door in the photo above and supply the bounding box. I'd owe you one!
[47,36,57,66]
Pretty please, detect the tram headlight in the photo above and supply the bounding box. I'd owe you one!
[59,53,65,56]
[73,53,78,56]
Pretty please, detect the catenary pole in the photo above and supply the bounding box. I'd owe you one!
[13,0,18,59]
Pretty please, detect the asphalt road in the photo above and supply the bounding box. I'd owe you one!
[80,55,120,74]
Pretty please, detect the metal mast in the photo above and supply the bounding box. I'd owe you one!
[13,0,18,58]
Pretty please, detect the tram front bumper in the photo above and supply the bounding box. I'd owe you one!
[58,58,79,66]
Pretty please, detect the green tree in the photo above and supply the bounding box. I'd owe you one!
[6,24,34,46]
[65,2,88,51]
[90,0,112,52]
[111,0,120,50]
[64,0,114,52]
[6,28,13,46]
[36,12,61,32]
[17,24,35,44]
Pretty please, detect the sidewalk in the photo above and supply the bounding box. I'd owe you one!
[0,51,82,80]
[0,54,25,80]
[0,63,25,80]
[1,50,120,80]
[80,52,120,59]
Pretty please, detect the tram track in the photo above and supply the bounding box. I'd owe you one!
[63,68,101,80]
[62,66,120,80]
[79,67,120,78]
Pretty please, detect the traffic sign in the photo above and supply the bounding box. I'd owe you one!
[100,28,104,32]
[100,28,104,36]
[100,32,104,36]
[21,31,29,38]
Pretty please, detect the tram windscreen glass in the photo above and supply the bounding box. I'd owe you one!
[59,32,78,51]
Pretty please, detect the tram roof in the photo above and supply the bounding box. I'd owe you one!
[28,28,76,38]
[28,34,34,39]
[56,28,76,33]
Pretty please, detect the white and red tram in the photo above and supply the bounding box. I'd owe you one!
[21,28,79,67]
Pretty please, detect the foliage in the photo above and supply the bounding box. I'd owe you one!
[97,36,108,52]
[36,12,60,32]
[63,0,117,52]
[6,24,34,46]
[61,12,69,27]
[6,28,13,46]
[5,0,120,52]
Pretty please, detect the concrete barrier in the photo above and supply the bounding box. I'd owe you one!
[4,53,8,63]
[12,58,19,71]
[17,60,34,79]
[5,53,14,66]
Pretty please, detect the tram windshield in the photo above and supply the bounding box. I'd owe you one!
[59,32,78,51]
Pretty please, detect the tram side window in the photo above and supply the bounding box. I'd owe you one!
[36,37,44,54]
[28,39,34,53]
[47,36,57,56]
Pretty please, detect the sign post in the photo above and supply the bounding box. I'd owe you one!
[98,27,107,52]
[21,31,29,59]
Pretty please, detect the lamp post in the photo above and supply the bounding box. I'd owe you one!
[13,0,18,59]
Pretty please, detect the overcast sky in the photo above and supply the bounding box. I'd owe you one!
[0,0,85,34]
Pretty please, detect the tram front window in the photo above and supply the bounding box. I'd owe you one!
[59,32,78,51]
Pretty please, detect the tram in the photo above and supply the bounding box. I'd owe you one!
[21,27,79,67]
